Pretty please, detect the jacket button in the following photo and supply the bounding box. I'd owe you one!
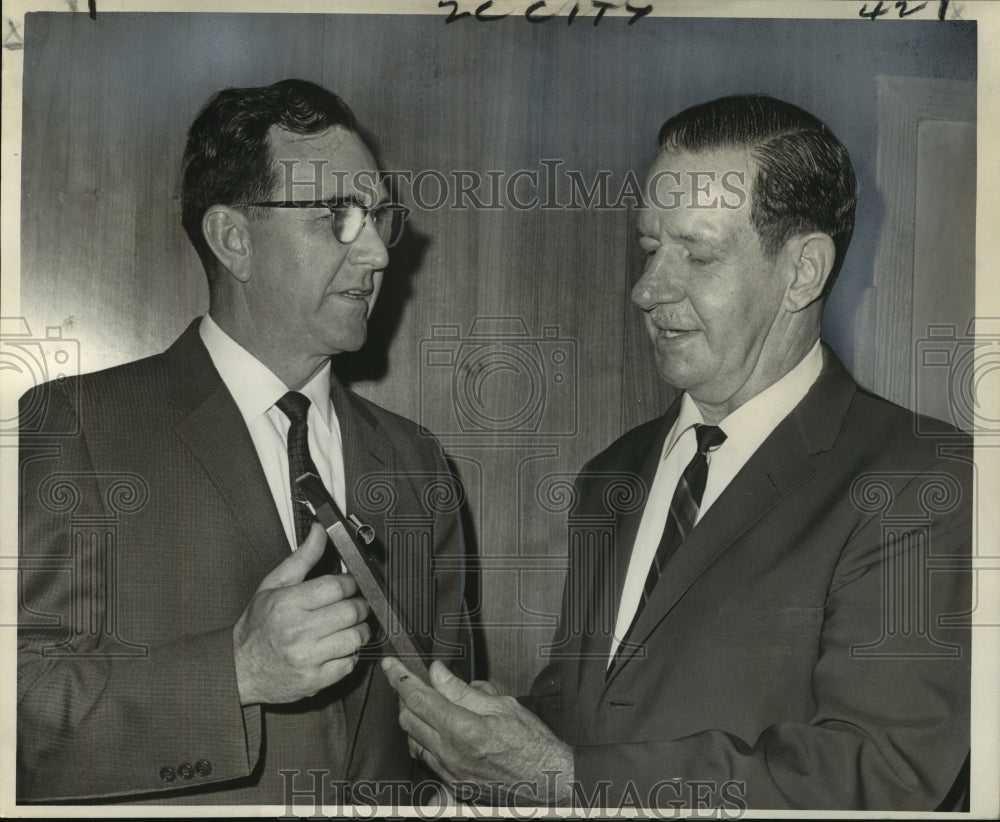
[159,766,176,782]
[194,759,213,777]
[177,762,194,780]
[342,785,354,803]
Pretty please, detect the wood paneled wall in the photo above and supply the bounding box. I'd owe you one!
[18,13,976,693]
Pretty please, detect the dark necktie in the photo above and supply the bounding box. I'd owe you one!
[275,391,323,547]
[608,423,727,676]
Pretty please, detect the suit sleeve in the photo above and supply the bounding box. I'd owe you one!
[569,464,972,811]
[17,382,262,801]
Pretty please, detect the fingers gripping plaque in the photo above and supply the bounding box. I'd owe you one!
[295,472,432,684]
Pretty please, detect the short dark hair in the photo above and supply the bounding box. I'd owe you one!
[181,79,359,278]
[657,94,857,292]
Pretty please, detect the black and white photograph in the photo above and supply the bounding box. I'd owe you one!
[2,1,997,816]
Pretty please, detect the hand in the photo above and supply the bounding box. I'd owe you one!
[233,523,371,705]
[382,657,573,806]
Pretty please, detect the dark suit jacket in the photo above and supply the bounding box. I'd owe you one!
[17,319,470,804]
[528,347,972,811]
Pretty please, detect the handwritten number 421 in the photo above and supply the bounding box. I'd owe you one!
[858,0,952,20]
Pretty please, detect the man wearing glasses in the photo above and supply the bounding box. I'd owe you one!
[17,79,468,804]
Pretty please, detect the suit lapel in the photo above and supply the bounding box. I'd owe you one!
[331,376,394,518]
[575,406,678,695]
[606,347,857,684]
[329,374,394,775]
[167,320,288,572]
[611,410,679,609]
[166,322,408,776]
[608,425,811,678]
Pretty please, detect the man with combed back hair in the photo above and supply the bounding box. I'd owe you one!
[385,94,972,812]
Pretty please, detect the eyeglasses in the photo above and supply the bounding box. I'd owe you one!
[239,198,411,248]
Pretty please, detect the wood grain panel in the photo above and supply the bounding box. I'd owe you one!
[18,14,977,696]
[856,76,975,410]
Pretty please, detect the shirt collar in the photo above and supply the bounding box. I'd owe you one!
[717,339,822,455]
[662,393,707,459]
[297,362,334,431]
[665,339,823,460]
[199,314,332,429]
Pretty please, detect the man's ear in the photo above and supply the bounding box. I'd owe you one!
[202,205,253,283]
[783,233,835,312]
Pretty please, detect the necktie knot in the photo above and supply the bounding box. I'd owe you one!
[277,391,311,424]
[694,423,726,455]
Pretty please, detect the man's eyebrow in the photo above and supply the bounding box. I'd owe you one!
[634,221,723,249]
[675,230,722,249]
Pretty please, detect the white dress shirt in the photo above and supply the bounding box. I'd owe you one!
[200,315,347,551]
[609,340,824,662]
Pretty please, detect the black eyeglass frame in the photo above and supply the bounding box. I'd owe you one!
[238,198,411,248]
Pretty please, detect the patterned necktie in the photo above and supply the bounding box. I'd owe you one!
[608,423,727,676]
[275,391,323,547]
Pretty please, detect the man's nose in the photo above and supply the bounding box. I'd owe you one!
[349,219,390,270]
[631,251,684,311]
